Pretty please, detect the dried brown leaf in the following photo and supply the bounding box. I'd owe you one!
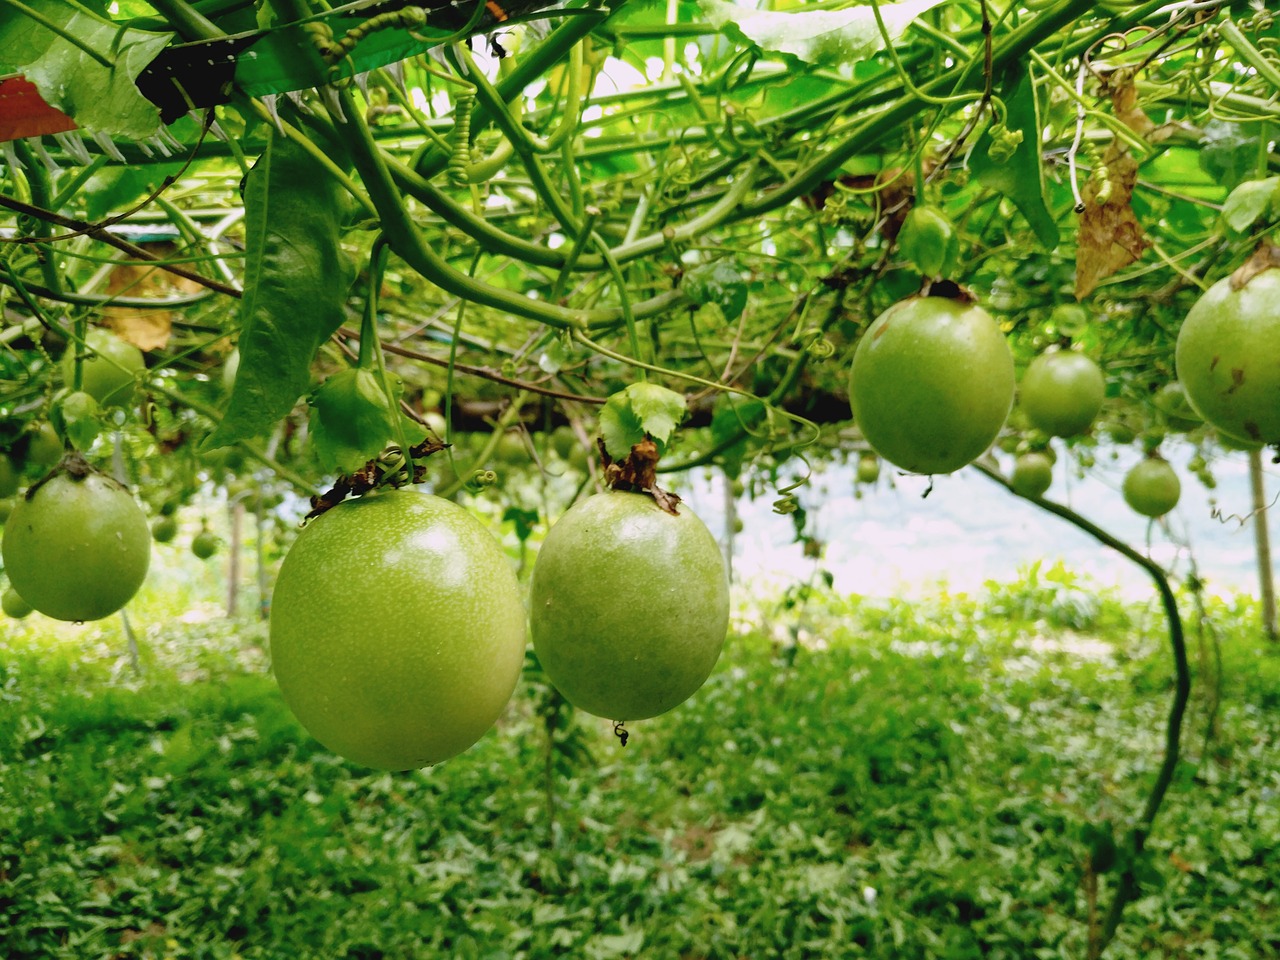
[1075,147,1149,299]
[1109,78,1155,136]
[1230,242,1280,291]
[599,435,683,515]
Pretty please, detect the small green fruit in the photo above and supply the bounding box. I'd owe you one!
[3,587,32,619]
[1019,351,1105,438]
[191,530,219,559]
[1123,458,1181,518]
[1010,452,1054,499]
[62,328,145,408]
[1,468,151,621]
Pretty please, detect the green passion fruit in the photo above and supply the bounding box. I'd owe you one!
[1,468,151,621]
[191,530,219,559]
[529,491,730,721]
[856,454,881,485]
[1123,458,1181,518]
[0,455,19,498]
[1019,350,1105,438]
[62,328,146,408]
[2,586,33,619]
[1176,266,1280,447]
[1010,452,1054,499]
[269,490,527,771]
[849,295,1015,475]
[151,516,178,543]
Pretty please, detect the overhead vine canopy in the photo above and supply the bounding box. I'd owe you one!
[1,0,1278,488]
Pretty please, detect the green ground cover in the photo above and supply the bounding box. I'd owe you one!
[2,571,1278,959]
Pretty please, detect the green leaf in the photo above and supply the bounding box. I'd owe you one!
[308,369,401,474]
[599,398,645,461]
[701,0,946,66]
[599,383,687,460]
[204,131,353,450]
[898,206,960,278]
[51,390,100,452]
[683,259,748,322]
[1199,120,1261,192]
[1221,177,1280,234]
[0,0,171,139]
[627,383,686,445]
[970,64,1060,250]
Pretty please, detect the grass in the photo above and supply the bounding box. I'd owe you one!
[1,568,1279,960]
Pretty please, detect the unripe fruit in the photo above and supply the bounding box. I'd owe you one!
[26,424,63,467]
[191,530,219,559]
[856,454,881,485]
[270,491,527,770]
[1011,452,1054,499]
[1019,351,1105,437]
[62,328,145,408]
[2,586,32,619]
[1,469,151,621]
[849,296,1015,475]
[530,491,729,721]
[1123,458,1181,518]
[152,516,178,543]
[0,455,19,498]
[1152,382,1203,432]
[1176,267,1280,446]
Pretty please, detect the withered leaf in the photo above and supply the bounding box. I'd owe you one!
[599,436,683,516]
[1230,242,1280,291]
[1109,76,1155,136]
[1075,146,1149,299]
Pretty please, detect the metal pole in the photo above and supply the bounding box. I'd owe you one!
[1249,449,1277,641]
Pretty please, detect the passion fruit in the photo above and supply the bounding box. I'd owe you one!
[1176,266,1280,446]
[849,295,1015,475]
[529,491,730,721]
[1123,458,1181,518]
[1019,350,1105,438]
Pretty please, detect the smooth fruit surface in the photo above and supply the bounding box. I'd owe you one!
[26,423,63,467]
[530,491,730,721]
[1123,459,1181,517]
[1019,351,1105,437]
[2,587,32,619]
[269,490,527,771]
[62,328,145,408]
[2,470,151,621]
[151,516,178,543]
[1176,268,1280,446]
[1010,452,1054,499]
[1152,382,1203,432]
[849,296,1014,475]
[0,455,18,498]
[191,531,219,559]
[856,454,881,484]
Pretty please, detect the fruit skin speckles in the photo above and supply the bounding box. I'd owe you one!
[269,490,527,771]
[1176,266,1280,446]
[529,490,729,722]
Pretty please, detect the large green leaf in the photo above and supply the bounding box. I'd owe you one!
[0,0,170,139]
[204,132,353,450]
[971,63,1060,250]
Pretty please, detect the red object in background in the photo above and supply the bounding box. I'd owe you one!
[0,75,78,143]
